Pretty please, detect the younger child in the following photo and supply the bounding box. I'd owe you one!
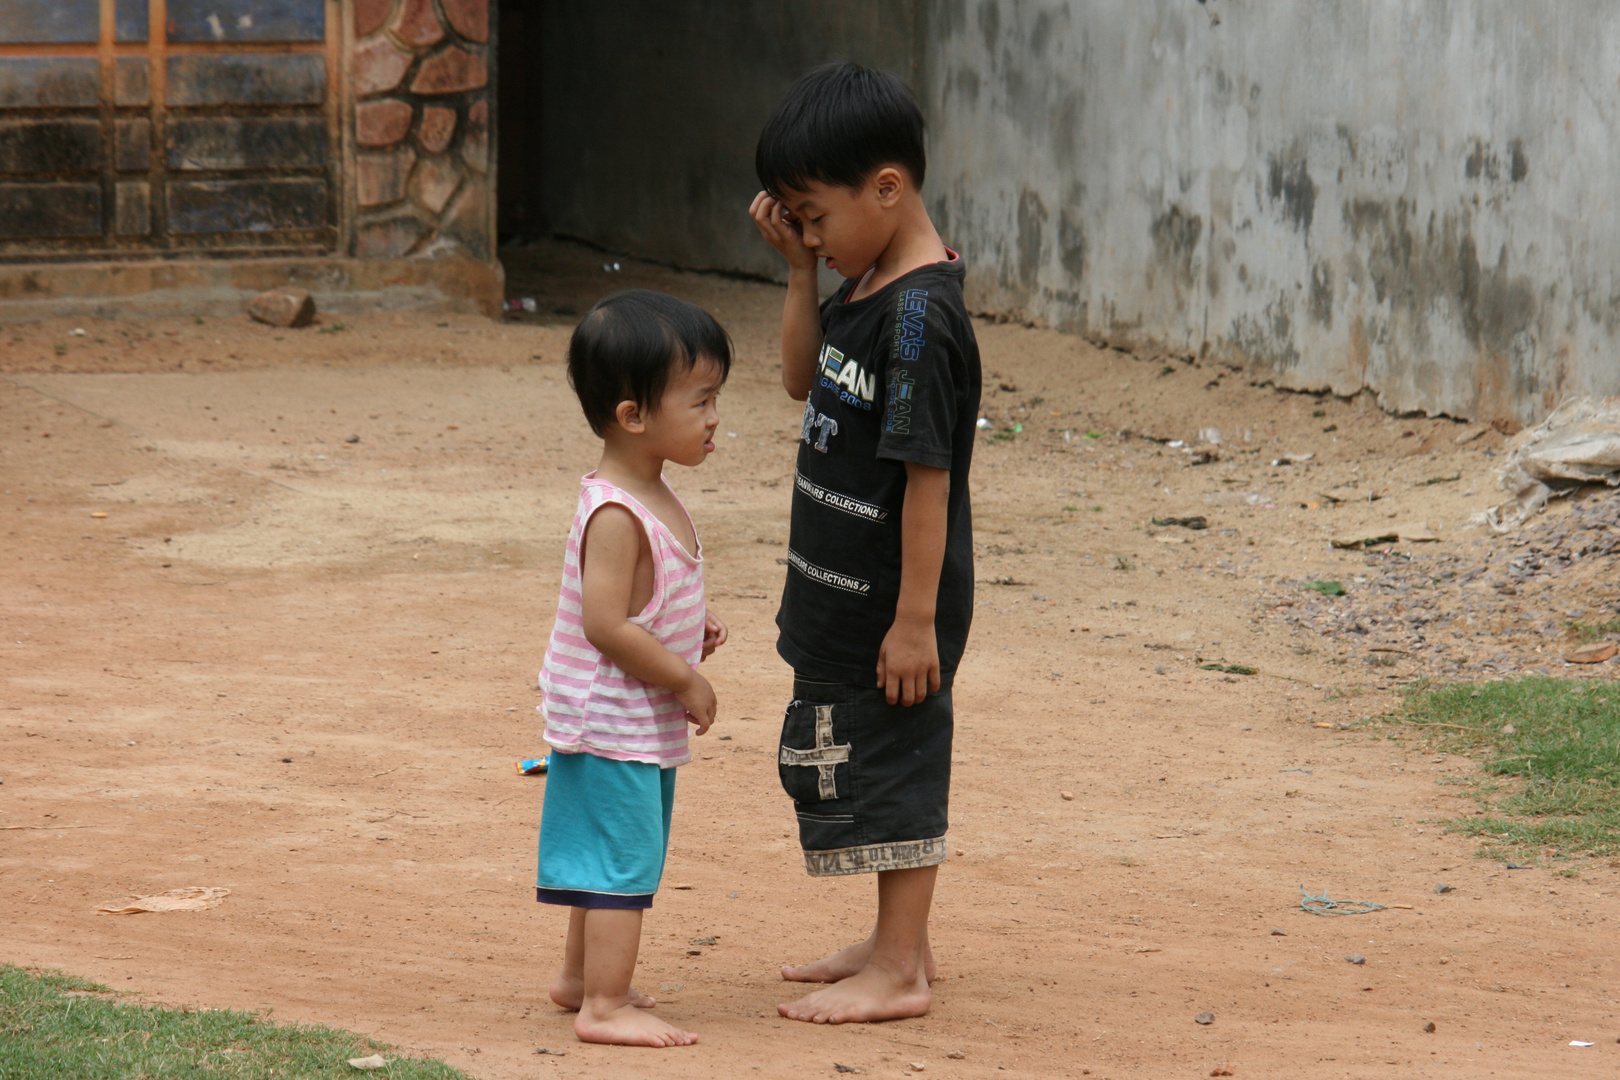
[748,63,982,1024]
[535,289,730,1047]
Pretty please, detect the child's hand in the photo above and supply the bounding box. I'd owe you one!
[678,670,717,736]
[876,615,941,707]
[701,610,728,660]
[749,191,818,272]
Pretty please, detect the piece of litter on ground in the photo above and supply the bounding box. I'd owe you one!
[1299,886,1385,916]
[514,757,549,775]
[1484,396,1620,531]
[669,883,692,889]
[97,887,230,914]
[90,511,108,518]
[347,1055,389,1070]
[1570,1041,1595,1047]
[1270,928,1286,936]
[1303,579,1348,595]
[1194,1011,1215,1025]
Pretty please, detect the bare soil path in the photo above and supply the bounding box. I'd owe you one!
[3,245,1617,1078]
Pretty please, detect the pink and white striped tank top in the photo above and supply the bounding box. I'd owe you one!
[539,473,705,767]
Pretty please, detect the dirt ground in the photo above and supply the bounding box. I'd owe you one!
[3,242,1618,1080]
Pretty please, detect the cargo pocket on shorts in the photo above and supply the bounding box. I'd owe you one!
[777,698,853,811]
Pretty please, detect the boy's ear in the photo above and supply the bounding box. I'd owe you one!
[873,166,905,208]
[613,399,646,434]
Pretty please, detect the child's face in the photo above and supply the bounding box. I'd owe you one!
[776,176,894,279]
[640,355,723,467]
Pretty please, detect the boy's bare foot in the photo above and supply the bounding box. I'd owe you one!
[777,961,931,1024]
[550,974,656,1011]
[575,1002,696,1047]
[781,938,936,985]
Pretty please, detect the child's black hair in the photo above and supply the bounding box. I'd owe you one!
[566,289,732,437]
[755,62,926,196]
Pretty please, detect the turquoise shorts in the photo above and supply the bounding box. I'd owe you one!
[535,751,676,909]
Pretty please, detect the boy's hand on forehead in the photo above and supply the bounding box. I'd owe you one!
[749,191,818,272]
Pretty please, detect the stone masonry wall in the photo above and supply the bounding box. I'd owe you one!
[350,0,492,263]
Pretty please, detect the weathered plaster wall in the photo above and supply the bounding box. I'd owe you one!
[536,0,1619,422]
[920,0,1620,423]
[531,1,916,279]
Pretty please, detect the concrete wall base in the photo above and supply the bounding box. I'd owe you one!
[0,255,504,323]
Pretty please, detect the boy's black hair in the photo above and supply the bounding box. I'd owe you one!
[755,62,926,195]
[566,289,732,436]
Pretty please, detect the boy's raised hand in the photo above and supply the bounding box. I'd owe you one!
[677,670,717,736]
[749,192,818,272]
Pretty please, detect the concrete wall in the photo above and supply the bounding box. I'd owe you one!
[535,0,1620,424]
[920,0,1620,424]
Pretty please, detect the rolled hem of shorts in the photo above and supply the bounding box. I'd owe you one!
[801,836,947,877]
[535,886,654,909]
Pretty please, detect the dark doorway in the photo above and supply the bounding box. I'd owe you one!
[495,0,544,246]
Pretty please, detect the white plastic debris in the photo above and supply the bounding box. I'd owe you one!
[1483,397,1620,531]
[1570,1041,1595,1047]
[347,1055,390,1069]
[976,417,993,430]
[1198,426,1223,444]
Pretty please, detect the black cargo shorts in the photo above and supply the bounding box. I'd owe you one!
[778,675,953,876]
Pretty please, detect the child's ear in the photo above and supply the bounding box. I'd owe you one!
[614,399,646,433]
[873,166,905,208]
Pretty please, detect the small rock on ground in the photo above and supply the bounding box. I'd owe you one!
[248,287,316,328]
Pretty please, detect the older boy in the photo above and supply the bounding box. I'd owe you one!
[748,62,981,1024]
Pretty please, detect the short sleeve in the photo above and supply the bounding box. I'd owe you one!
[876,284,962,470]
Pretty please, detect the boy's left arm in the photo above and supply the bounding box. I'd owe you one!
[876,461,949,706]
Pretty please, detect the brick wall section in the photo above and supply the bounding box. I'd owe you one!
[351,0,492,262]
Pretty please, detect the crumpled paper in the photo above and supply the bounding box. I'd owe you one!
[1483,397,1620,531]
[97,887,230,914]
[347,1055,390,1070]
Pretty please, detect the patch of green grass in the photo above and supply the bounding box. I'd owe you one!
[0,966,468,1080]
[1563,618,1620,643]
[1394,677,1620,862]
[317,322,349,335]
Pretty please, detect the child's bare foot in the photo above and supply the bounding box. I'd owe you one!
[781,938,936,984]
[549,974,656,1011]
[575,1001,696,1047]
[777,961,931,1024]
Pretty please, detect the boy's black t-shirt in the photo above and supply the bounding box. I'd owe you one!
[776,255,981,685]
